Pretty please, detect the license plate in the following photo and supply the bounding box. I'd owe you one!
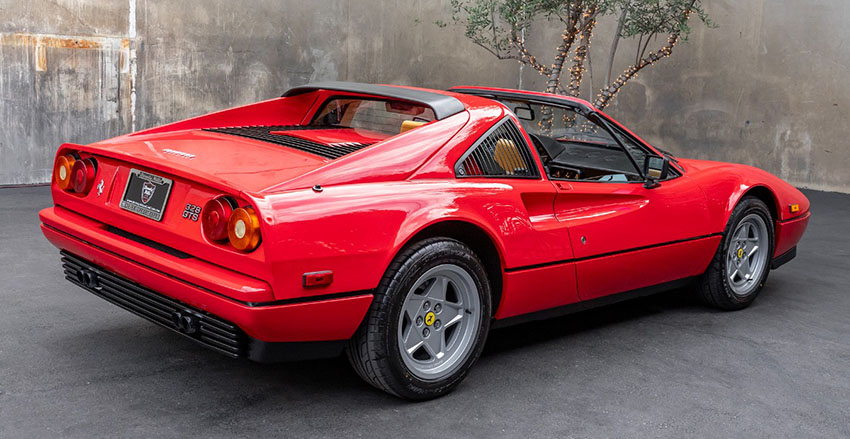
[119,169,173,221]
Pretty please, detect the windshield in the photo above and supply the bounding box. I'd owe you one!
[311,98,436,135]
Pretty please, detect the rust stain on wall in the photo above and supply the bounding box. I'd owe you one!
[0,34,108,50]
[0,33,130,72]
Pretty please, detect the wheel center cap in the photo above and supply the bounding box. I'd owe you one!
[737,248,744,258]
[424,311,436,326]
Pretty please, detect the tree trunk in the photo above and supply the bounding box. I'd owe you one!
[545,29,575,94]
[568,8,597,97]
[544,5,583,94]
[604,9,628,88]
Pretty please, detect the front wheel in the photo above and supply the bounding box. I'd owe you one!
[347,238,491,400]
[699,197,775,310]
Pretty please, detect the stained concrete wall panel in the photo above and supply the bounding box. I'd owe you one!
[0,34,131,184]
[343,0,518,89]
[547,0,850,192]
[0,0,848,191]
[0,0,129,36]
[135,0,350,129]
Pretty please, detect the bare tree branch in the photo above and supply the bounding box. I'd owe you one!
[595,5,696,110]
[604,8,628,89]
[510,30,550,75]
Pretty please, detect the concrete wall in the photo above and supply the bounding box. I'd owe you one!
[0,0,847,192]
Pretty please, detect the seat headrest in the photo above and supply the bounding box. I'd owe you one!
[401,120,427,133]
[493,138,526,175]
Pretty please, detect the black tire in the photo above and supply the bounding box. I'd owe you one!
[698,197,775,310]
[346,238,492,400]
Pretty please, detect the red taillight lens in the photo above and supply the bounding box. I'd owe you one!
[202,197,235,242]
[53,154,76,190]
[70,158,97,194]
[227,207,261,251]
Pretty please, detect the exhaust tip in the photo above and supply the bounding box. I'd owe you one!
[77,269,100,289]
[171,310,200,335]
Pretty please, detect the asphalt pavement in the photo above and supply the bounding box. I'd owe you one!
[1,186,848,438]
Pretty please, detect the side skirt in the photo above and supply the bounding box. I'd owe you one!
[491,276,697,329]
[771,246,797,270]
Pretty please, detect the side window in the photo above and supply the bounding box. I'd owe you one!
[501,99,643,182]
[455,118,540,179]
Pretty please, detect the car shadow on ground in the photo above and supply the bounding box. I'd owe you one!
[482,286,706,356]
[51,285,707,405]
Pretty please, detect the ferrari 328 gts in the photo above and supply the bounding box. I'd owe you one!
[40,82,810,399]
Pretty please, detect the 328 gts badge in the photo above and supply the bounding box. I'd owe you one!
[183,203,202,221]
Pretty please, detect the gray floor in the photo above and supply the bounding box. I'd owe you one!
[1,186,848,438]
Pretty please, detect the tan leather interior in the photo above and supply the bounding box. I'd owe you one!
[401,120,427,133]
[493,138,525,175]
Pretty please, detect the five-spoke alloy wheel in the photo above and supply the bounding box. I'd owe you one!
[397,264,481,381]
[347,238,491,400]
[699,197,775,310]
[726,213,770,297]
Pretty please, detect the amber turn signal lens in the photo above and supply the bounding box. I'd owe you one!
[227,207,261,251]
[202,197,235,242]
[54,154,76,190]
[71,158,97,194]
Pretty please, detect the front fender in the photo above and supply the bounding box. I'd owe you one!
[680,158,810,258]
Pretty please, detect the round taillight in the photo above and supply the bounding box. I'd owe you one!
[202,197,235,242]
[71,158,97,194]
[54,154,76,191]
[227,207,261,251]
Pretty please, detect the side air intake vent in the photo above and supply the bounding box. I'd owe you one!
[204,125,373,160]
[455,118,540,178]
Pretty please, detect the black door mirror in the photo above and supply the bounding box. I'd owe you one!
[643,156,670,189]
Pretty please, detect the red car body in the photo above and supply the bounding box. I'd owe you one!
[39,82,810,361]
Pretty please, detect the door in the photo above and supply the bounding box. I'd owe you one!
[554,178,715,300]
[474,91,716,301]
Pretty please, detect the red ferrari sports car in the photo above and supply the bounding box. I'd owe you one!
[40,82,809,399]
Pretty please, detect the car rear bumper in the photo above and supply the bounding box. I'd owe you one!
[40,206,373,358]
[60,251,348,361]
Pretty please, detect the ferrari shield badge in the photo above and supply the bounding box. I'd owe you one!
[141,181,156,205]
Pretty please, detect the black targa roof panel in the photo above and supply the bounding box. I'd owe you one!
[283,81,466,120]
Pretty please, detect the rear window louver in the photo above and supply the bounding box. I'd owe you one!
[203,125,373,160]
[456,118,540,178]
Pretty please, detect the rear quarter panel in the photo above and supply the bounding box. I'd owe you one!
[257,180,572,302]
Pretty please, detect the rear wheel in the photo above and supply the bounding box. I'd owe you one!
[699,197,774,310]
[347,238,491,400]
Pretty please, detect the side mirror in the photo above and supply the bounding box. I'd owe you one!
[643,156,670,189]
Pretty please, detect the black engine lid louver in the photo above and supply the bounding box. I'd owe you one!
[203,125,374,160]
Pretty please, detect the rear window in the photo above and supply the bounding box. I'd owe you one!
[311,98,435,135]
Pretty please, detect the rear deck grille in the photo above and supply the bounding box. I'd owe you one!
[203,125,373,159]
[60,251,246,359]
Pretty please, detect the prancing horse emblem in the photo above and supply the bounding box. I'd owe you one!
[141,181,156,204]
